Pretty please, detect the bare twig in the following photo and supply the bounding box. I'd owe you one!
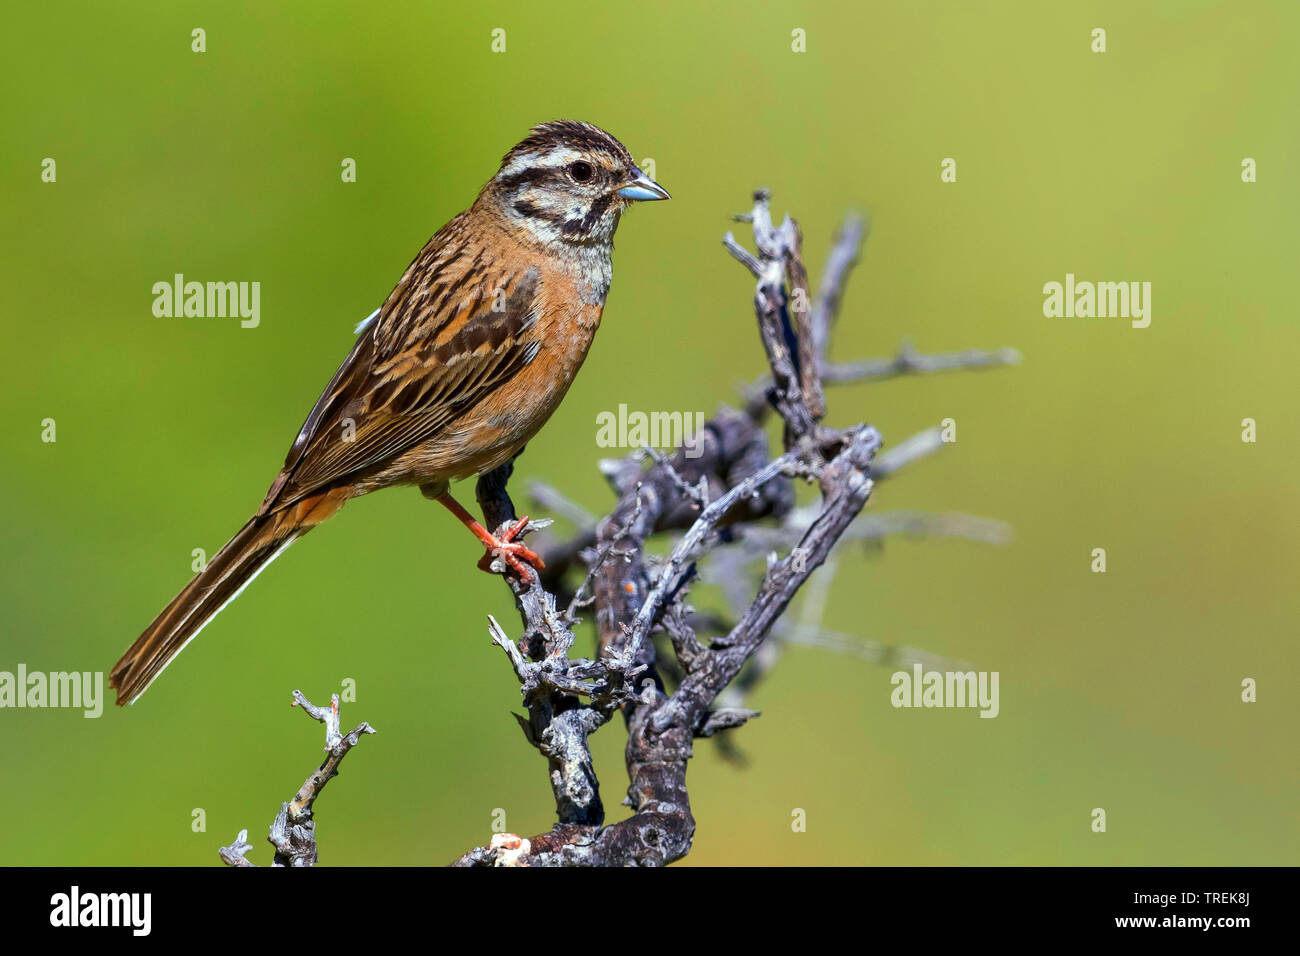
[219,691,374,867]
[824,341,1022,385]
[871,427,948,478]
[528,480,596,528]
[811,215,867,362]
[785,219,826,419]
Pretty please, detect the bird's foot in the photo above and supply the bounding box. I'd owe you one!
[476,516,546,579]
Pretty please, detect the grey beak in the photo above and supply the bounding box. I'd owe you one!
[616,168,671,201]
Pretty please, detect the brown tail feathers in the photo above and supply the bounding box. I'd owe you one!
[110,490,346,706]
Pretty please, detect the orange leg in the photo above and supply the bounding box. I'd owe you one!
[435,492,545,578]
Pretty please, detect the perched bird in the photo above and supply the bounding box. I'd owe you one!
[110,120,669,706]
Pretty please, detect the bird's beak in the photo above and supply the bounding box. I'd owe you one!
[616,169,671,201]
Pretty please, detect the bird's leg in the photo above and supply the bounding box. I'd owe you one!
[434,491,545,578]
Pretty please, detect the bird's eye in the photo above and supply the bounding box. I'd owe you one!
[568,161,595,184]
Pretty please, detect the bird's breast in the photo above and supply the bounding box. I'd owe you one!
[420,275,605,482]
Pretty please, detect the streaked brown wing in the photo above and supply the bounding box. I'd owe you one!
[258,258,542,516]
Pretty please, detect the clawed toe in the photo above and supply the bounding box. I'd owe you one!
[476,516,546,578]
[499,516,533,545]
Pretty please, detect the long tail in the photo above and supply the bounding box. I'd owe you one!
[109,516,298,705]
[110,490,346,706]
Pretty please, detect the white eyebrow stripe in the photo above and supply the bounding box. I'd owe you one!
[498,147,585,179]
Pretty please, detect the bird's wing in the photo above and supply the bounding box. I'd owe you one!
[257,230,543,515]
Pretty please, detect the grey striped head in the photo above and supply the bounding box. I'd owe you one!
[485,121,669,248]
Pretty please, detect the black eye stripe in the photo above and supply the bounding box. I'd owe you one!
[496,167,555,191]
[498,161,602,191]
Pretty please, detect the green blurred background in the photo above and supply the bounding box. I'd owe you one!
[2,0,1296,866]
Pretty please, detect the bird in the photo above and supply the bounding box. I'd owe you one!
[109,120,670,706]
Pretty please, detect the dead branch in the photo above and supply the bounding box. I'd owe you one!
[450,189,1016,866]
[219,691,374,867]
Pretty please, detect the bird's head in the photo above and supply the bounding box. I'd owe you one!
[480,120,670,249]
